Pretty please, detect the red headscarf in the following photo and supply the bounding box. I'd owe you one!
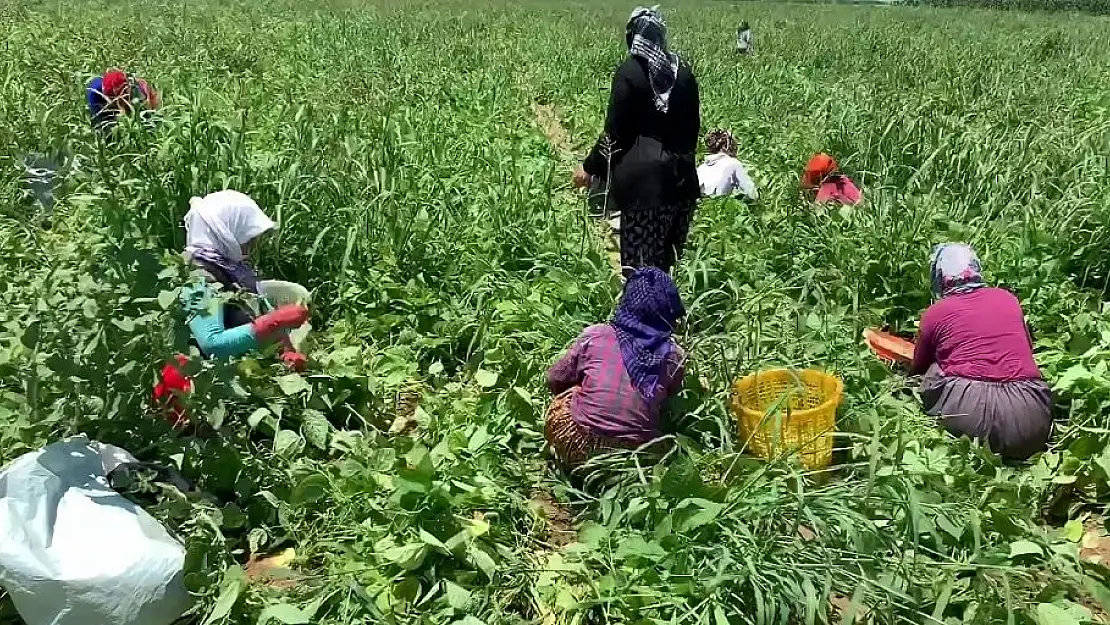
[802,153,838,188]
[102,70,130,98]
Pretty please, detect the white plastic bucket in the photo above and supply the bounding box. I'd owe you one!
[257,280,311,351]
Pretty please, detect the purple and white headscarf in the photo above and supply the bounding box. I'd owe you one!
[930,243,986,299]
[627,6,679,114]
[184,190,275,293]
[611,267,685,399]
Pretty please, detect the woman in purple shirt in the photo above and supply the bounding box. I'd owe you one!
[545,267,686,470]
[910,243,1052,460]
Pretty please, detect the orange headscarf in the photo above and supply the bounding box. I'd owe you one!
[802,153,838,188]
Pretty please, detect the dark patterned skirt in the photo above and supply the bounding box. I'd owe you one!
[920,364,1053,461]
[544,389,634,470]
[619,201,696,273]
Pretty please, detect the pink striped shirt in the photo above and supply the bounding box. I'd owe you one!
[547,324,685,444]
[816,175,862,205]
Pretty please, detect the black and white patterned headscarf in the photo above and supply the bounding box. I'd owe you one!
[626,6,679,114]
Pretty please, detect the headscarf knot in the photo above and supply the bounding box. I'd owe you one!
[627,6,680,114]
[611,267,685,399]
[930,243,986,298]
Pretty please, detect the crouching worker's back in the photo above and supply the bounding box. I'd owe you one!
[545,267,686,470]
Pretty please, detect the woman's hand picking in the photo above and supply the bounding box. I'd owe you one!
[572,166,593,189]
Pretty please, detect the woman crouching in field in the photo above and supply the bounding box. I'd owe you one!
[154,191,310,425]
[87,69,159,129]
[697,128,758,200]
[801,153,861,206]
[910,243,1053,461]
[545,267,686,470]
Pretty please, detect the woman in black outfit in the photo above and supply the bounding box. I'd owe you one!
[573,6,700,274]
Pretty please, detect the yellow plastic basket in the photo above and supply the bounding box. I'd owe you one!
[730,369,843,470]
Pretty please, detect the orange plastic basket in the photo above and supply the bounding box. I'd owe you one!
[730,369,843,470]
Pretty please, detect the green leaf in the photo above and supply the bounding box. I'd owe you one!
[675,498,724,531]
[1054,365,1092,391]
[382,543,427,570]
[474,369,498,388]
[713,605,729,625]
[429,361,444,376]
[419,530,448,552]
[1036,603,1081,625]
[444,581,472,610]
[202,566,244,625]
[467,425,490,452]
[302,410,330,450]
[277,374,310,396]
[1064,520,1084,543]
[451,617,487,625]
[467,543,497,578]
[614,536,667,561]
[512,387,532,404]
[274,430,304,456]
[257,603,311,625]
[157,288,179,310]
[247,407,271,429]
[577,522,608,546]
[468,516,490,537]
[290,473,330,506]
[1009,540,1043,559]
[1083,577,1110,612]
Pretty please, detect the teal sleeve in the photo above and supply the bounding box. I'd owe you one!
[181,281,260,359]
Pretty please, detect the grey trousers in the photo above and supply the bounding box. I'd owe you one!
[920,364,1053,461]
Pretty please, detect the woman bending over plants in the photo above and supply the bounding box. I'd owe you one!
[801,153,862,206]
[545,267,686,470]
[86,68,159,129]
[910,243,1053,461]
[154,191,310,426]
[178,190,308,368]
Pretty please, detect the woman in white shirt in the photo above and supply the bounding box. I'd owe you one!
[697,129,758,201]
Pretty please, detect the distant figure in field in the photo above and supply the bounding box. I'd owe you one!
[910,243,1052,461]
[86,69,159,128]
[573,5,701,274]
[545,267,686,470]
[697,128,758,200]
[801,153,862,206]
[736,21,753,55]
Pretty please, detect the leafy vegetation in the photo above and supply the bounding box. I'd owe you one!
[3,0,1110,623]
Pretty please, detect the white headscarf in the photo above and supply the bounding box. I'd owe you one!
[184,190,275,262]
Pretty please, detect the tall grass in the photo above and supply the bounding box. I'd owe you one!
[2,0,1110,623]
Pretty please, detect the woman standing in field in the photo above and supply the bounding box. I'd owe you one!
[86,69,159,128]
[573,5,701,274]
[697,128,758,200]
[801,153,862,206]
[910,243,1053,461]
[545,267,686,470]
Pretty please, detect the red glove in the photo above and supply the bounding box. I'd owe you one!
[251,304,309,343]
[281,350,307,372]
[153,354,192,429]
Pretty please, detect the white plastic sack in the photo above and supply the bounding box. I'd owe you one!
[0,437,192,625]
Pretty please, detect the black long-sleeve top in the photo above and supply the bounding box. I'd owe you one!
[583,55,701,208]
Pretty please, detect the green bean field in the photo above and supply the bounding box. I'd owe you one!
[3,0,1110,622]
